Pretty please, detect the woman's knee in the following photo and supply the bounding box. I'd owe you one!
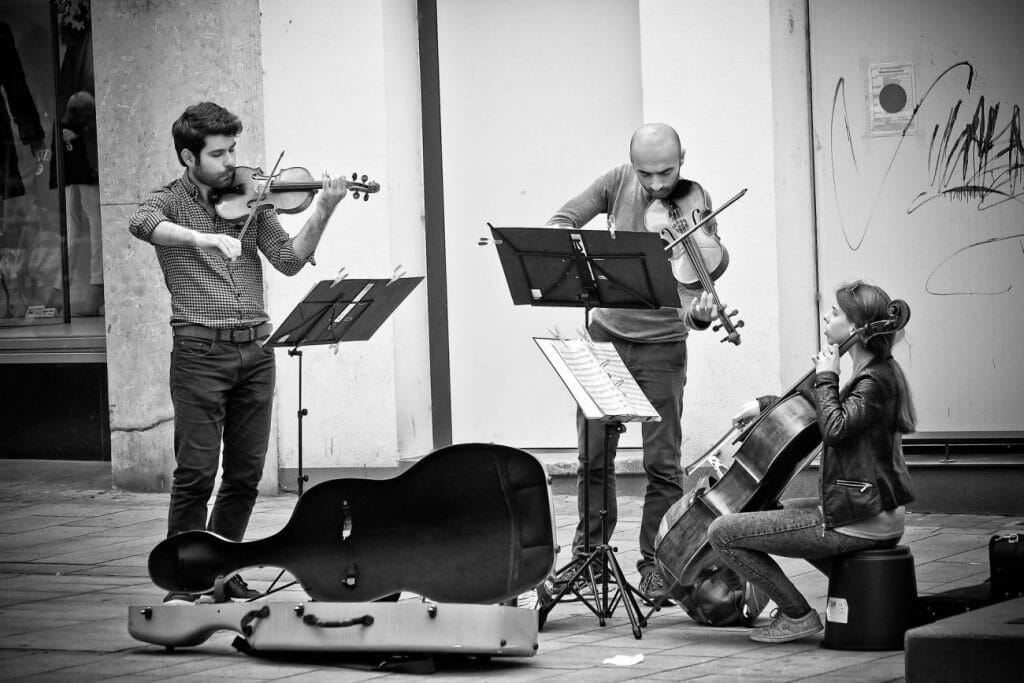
[707,515,736,550]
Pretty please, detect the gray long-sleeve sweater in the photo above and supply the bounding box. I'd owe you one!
[547,164,713,342]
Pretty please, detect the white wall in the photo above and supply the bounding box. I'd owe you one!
[638,0,817,459]
[437,0,646,449]
[260,0,431,469]
[436,0,815,463]
[809,0,1024,431]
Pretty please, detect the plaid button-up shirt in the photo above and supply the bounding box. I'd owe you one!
[129,171,312,328]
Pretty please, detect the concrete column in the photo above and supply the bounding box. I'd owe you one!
[92,0,270,492]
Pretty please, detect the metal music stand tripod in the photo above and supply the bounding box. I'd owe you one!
[487,225,679,639]
[264,275,423,495]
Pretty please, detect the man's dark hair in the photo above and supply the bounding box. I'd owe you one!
[172,102,243,167]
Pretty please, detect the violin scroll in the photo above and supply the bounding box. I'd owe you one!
[348,172,380,201]
[712,308,745,344]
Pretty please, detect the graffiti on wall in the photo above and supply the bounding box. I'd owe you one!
[830,61,1023,295]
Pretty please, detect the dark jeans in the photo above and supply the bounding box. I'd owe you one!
[707,498,897,616]
[167,334,275,541]
[573,324,687,575]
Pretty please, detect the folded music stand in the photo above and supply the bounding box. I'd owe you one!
[265,276,423,495]
[487,225,679,639]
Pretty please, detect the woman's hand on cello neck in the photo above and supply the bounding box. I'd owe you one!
[732,399,761,428]
[813,343,840,375]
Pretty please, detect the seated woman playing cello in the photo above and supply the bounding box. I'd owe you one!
[707,281,916,643]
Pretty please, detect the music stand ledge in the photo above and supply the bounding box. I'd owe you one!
[487,225,678,639]
[264,276,423,494]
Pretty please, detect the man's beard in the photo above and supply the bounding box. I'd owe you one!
[194,167,235,189]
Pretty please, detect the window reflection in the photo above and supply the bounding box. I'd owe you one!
[0,0,102,330]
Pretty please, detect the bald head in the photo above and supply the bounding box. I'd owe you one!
[629,123,684,199]
[629,123,681,161]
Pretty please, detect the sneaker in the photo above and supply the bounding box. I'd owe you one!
[163,591,199,605]
[223,575,261,600]
[639,570,675,606]
[553,557,605,591]
[749,608,823,643]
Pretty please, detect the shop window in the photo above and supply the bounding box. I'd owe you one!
[0,0,103,333]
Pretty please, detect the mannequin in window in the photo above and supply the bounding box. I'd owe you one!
[0,21,45,318]
[48,23,102,316]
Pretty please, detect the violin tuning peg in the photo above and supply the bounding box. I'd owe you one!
[352,190,361,200]
[712,322,722,332]
[735,320,745,329]
[728,309,739,318]
[362,193,370,201]
[351,172,358,181]
[478,238,491,246]
[360,174,368,183]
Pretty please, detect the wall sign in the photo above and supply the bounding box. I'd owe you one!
[868,61,917,135]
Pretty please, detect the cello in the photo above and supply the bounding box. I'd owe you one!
[652,299,911,625]
[644,182,746,345]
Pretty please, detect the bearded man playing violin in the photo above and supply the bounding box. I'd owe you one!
[128,101,348,604]
[538,123,718,606]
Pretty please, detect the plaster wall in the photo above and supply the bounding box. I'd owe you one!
[637,0,816,458]
[260,0,430,469]
[437,0,646,449]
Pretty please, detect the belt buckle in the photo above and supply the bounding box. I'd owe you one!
[230,328,251,343]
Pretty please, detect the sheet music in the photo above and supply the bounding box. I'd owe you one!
[535,338,660,422]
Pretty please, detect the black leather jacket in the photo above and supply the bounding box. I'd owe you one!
[812,361,915,528]
[758,360,915,529]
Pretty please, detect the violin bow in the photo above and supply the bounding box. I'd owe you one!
[660,188,747,254]
[235,150,285,246]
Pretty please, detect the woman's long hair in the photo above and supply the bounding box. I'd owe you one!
[836,281,917,434]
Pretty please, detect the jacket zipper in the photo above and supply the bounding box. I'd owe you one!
[835,479,873,493]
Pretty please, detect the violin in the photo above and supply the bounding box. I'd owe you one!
[213,165,380,223]
[653,300,912,622]
[644,182,746,345]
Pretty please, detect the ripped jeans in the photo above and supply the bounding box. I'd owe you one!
[706,498,896,617]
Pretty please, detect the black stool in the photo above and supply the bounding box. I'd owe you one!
[822,545,917,650]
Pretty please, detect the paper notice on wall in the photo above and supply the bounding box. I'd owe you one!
[868,62,917,136]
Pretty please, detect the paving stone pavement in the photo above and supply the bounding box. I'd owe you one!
[0,461,1021,681]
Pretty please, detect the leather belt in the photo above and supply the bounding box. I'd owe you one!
[172,322,272,343]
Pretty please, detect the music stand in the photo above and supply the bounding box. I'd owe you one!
[265,276,423,495]
[488,225,678,639]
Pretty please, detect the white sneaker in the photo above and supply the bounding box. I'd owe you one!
[749,608,823,643]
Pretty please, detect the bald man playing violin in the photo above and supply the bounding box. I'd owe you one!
[538,123,718,607]
[128,101,347,604]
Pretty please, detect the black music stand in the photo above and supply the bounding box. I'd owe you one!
[264,276,423,495]
[488,225,679,639]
